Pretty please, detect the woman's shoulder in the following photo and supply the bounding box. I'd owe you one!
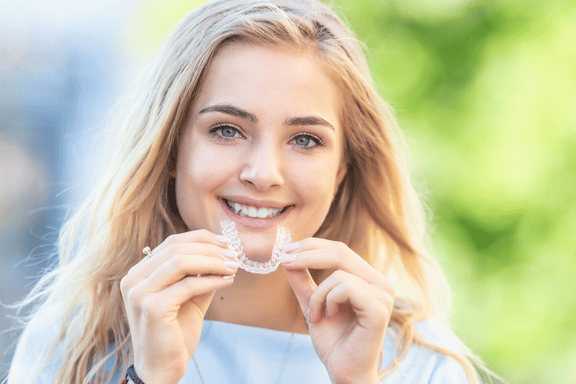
[8,312,122,384]
[380,319,469,383]
[7,312,63,384]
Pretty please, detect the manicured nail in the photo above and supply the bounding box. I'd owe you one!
[215,235,230,244]
[279,254,297,263]
[325,307,329,318]
[223,260,240,269]
[283,242,300,253]
[306,308,311,325]
[223,274,235,280]
[221,249,238,259]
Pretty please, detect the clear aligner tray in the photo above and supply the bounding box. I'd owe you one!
[220,220,291,274]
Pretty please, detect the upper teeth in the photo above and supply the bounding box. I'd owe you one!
[225,200,284,218]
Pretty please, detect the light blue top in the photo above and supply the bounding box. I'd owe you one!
[9,318,468,383]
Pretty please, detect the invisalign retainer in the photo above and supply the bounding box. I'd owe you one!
[220,220,291,274]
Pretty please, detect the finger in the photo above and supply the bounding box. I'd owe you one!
[307,270,386,323]
[132,229,230,270]
[282,265,317,322]
[324,281,391,331]
[143,255,239,292]
[308,270,351,323]
[148,274,235,317]
[155,229,230,255]
[281,238,386,288]
[132,242,234,278]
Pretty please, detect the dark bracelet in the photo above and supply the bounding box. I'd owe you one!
[125,365,145,384]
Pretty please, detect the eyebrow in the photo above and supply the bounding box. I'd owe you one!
[198,103,335,130]
[198,104,257,123]
[284,116,335,131]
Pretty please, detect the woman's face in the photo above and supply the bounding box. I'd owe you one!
[176,43,346,260]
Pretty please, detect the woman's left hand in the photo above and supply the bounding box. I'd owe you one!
[281,238,395,384]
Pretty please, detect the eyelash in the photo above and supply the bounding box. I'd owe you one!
[208,123,244,142]
[290,132,326,151]
[208,124,326,150]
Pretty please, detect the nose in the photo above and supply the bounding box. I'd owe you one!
[239,140,284,191]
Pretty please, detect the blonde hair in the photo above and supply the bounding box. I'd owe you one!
[12,0,489,383]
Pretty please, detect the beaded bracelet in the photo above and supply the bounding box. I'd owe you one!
[125,365,145,384]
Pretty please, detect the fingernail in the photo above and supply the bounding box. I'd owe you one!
[223,260,240,269]
[283,242,300,253]
[223,274,235,280]
[306,308,311,325]
[215,235,230,244]
[325,307,329,318]
[221,249,238,259]
[279,254,297,263]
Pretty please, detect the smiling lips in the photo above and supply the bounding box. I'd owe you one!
[222,198,291,219]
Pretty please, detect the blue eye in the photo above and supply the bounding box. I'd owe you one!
[209,123,243,141]
[220,127,237,138]
[291,133,326,150]
[294,136,312,146]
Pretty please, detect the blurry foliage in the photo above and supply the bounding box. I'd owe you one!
[126,0,576,382]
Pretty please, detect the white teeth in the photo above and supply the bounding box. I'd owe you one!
[257,207,267,218]
[225,199,285,218]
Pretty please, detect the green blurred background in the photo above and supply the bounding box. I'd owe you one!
[125,0,576,382]
[2,0,574,383]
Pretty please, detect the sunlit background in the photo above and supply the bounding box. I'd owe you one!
[1,0,575,382]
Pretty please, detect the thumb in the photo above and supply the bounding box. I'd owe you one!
[282,266,317,319]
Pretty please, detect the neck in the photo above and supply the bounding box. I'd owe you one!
[205,267,308,334]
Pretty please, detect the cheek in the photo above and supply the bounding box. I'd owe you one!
[291,158,340,210]
[175,139,240,206]
[190,149,232,185]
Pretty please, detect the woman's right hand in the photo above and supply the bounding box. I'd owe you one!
[120,229,238,384]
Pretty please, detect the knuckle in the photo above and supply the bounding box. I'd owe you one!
[339,280,352,292]
[165,234,178,245]
[127,264,139,275]
[331,269,347,281]
[334,241,351,265]
[181,275,197,291]
[166,242,180,255]
[126,287,144,306]
[379,277,396,297]
[120,274,135,293]
[377,301,391,319]
[140,296,159,315]
[170,254,187,270]
[309,289,321,304]
[335,241,350,254]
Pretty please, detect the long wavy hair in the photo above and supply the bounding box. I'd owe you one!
[11,0,487,383]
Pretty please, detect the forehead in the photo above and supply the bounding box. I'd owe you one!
[191,42,342,124]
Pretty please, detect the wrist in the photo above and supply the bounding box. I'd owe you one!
[126,364,183,384]
[125,365,145,384]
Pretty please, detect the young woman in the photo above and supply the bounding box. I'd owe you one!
[8,0,489,383]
